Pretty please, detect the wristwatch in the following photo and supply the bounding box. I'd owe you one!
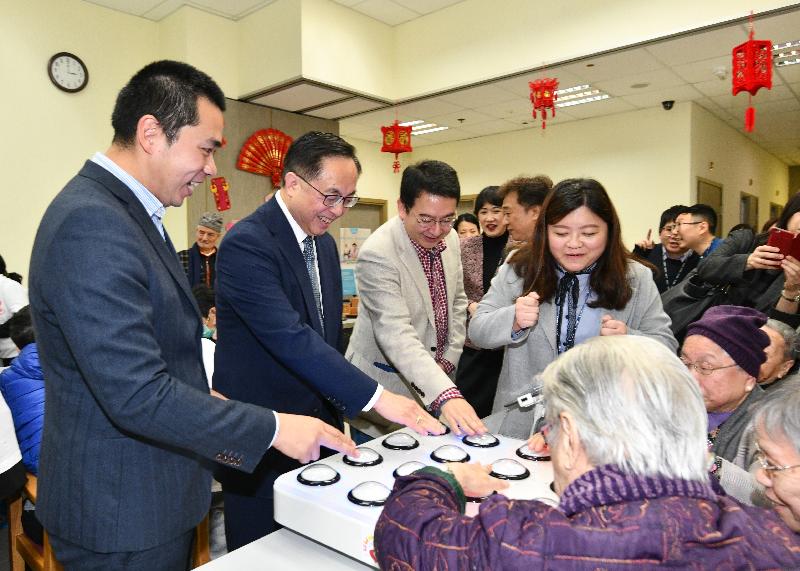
[781,289,800,303]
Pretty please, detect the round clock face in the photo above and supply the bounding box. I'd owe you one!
[48,52,88,93]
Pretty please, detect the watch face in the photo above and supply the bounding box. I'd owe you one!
[48,52,88,92]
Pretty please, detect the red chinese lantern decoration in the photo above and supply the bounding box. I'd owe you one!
[529,78,559,129]
[732,17,772,132]
[210,177,231,212]
[380,121,412,173]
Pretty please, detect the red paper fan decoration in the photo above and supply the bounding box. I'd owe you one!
[236,128,293,187]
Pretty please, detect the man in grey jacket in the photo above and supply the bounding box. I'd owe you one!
[346,160,485,436]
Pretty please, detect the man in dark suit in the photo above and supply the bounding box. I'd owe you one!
[29,61,357,570]
[214,131,444,550]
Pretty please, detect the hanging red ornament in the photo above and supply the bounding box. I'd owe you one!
[380,121,412,173]
[529,78,559,129]
[210,177,231,211]
[732,16,772,132]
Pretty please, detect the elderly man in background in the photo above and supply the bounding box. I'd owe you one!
[178,211,223,288]
[759,318,798,390]
[375,336,800,568]
[754,377,800,532]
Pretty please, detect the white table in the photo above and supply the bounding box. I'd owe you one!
[198,528,371,570]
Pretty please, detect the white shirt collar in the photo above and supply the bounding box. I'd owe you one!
[275,190,308,248]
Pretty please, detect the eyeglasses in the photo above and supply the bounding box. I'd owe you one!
[755,444,800,473]
[674,221,702,228]
[415,215,456,229]
[295,173,359,208]
[679,355,740,376]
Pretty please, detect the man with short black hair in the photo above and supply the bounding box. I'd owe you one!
[633,205,699,292]
[214,132,443,550]
[346,160,486,436]
[29,62,357,569]
[672,203,722,259]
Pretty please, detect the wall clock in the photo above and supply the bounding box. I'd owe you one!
[48,52,88,93]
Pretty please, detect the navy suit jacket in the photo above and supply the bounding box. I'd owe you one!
[214,198,378,495]
[29,161,276,552]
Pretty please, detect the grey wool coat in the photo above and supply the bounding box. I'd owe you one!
[469,258,677,438]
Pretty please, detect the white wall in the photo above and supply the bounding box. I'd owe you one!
[690,104,790,232]
[0,0,159,276]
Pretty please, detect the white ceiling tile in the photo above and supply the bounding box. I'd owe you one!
[437,84,518,108]
[250,83,350,112]
[82,0,164,17]
[392,0,465,15]
[426,108,496,128]
[711,84,796,109]
[750,9,800,43]
[556,97,637,120]
[775,63,800,85]
[350,0,418,25]
[493,70,589,97]
[644,26,747,66]
[619,84,704,109]
[332,0,362,7]
[595,68,685,97]
[306,98,388,119]
[558,49,665,83]
[693,78,736,97]
[672,55,732,84]
[457,118,525,136]
[473,97,535,119]
[188,0,274,19]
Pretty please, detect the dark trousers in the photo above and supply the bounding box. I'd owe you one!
[48,529,193,571]
[455,346,504,418]
[222,491,279,552]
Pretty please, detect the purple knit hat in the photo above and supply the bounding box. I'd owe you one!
[684,305,769,378]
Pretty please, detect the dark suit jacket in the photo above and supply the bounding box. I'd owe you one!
[214,198,377,496]
[29,161,276,552]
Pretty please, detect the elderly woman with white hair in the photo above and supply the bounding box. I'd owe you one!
[374,336,800,569]
[754,377,800,532]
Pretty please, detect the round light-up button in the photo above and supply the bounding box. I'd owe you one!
[430,444,470,464]
[516,444,550,461]
[296,463,340,486]
[393,461,427,478]
[343,447,383,467]
[490,458,530,480]
[462,433,500,448]
[347,481,391,507]
[382,432,419,451]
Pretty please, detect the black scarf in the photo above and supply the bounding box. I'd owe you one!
[554,262,596,353]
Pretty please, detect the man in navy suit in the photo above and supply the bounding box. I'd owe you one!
[29,62,357,570]
[214,132,444,550]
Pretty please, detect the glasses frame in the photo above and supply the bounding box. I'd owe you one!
[755,444,800,473]
[673,221,702,229]
[679,355,740,376]
[414,215,457,229]
[294,172,359,208]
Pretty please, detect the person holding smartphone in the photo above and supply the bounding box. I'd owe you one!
[696,191,800,315]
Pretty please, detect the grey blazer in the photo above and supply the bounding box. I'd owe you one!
[346,216,467,416]
[29,161,276,553]
[470,258,677,438]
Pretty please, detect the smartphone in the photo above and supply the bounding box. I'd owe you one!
[767,227,797,258]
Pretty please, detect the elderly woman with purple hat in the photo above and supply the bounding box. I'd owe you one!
[375,336,800,568]
[680,304,771,505]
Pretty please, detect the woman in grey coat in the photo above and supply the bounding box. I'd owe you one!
[470,178,677,438]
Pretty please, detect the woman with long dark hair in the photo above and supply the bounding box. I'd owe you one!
[470,178,676,438]
[697,191,800,318]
